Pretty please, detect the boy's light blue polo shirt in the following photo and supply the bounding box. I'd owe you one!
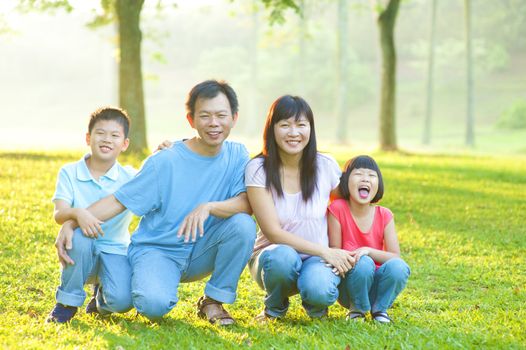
[114,140,249,250]
[52,154,136,255]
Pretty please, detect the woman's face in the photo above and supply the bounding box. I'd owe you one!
[273,115,311,156]
[347,167,379,204]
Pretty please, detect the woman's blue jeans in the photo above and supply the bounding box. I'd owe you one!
[249,244,340,318]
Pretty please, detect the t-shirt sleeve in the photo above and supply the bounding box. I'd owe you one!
[326,155,342,190]
[328,199,345,222]
[52,167,74,205]
[114,156,161,217]
[229,145,250,197]
[245,158,266,188]
[380,206,394,227]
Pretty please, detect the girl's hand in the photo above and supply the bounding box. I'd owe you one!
[156,140,173,151]
[75,208,104,238]
[350,247,371,263]
[321,248,356,277]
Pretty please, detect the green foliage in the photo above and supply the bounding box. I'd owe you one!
[17,0,73,13]
[496,99,526,129]
[1,150,525,349]
[259,0,300,25]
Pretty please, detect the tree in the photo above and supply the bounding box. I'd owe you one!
[336,0,350,143]
[423,0,437,145]
[18,0,148,153]
[371,0,400,151]
[464,0,474,147]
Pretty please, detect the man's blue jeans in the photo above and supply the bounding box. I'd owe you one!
[56,229,133,314]
[339,255,410,313]
[249,244,340,318]
[128,213,256,320]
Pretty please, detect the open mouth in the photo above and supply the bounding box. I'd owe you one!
[286,140,301,146]
[358,186,370,199]
[207,131,222,137]
[100,145,112,152]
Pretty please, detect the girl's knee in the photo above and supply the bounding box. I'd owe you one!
[351,256,376,278]
[383,258,411,281]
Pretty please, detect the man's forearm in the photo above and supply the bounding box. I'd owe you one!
[87,195,126,221]
[209,193,252,218]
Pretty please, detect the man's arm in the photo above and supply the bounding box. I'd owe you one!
[177,192,252,243]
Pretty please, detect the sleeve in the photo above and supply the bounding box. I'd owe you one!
[381,206,394,228]
[229,145,250,197]
[326,155,342,190]
[113,156,161,217]
[52,167,74,205]
[245,157,266,188]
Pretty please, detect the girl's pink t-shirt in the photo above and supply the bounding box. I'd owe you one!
[328,199,393,268]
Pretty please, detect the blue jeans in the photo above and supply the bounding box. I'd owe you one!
[128,213,256,320]
[339,255,410,313]
[249,244,340,318]
[56,229,133,314]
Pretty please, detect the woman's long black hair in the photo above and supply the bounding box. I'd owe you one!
[258,95,318,202]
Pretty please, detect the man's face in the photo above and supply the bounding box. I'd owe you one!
[187,92,238,155]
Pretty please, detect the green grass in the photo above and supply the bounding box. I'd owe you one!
[1,150,525,349]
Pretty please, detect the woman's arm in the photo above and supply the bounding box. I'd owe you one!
[247,186,354,275]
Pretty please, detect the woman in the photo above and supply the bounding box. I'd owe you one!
[245,95,355,321]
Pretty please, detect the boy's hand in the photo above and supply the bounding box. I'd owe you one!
[75,208,104,238]
[55,223,75,268]
[177,203,211,243]
[156,140,173,152]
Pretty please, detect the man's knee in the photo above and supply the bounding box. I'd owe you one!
[226,213,256,242]
[133,291,176,320]
[103,288,133,313]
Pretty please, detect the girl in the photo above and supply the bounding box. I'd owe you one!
[328,155,410,323]
[246,95,355,321]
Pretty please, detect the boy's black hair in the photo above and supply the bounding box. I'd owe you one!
[88,107,131,138]
[339,155,384,203]
[185,80,238,118]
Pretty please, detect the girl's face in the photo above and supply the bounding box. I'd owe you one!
[347,167,379,204]
[273,115,311,156]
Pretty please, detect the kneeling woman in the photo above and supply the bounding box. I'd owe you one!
[245,95,355,320]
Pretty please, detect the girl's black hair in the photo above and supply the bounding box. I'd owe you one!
[339,155,384,203]
[257,95,317,202]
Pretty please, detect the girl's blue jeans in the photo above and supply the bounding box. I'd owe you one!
[249,244,340,318]
[339,255,410,313]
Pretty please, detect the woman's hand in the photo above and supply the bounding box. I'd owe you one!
[321,248,356,277]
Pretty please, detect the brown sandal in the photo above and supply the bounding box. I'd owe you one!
[196,296,235,326]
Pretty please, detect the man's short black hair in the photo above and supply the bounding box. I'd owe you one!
[185,80,238,118]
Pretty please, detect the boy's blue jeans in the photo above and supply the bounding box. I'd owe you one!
[56,229,133,314]
[339,255,410,313]
[128,213,256,320]
[249,244,341,318]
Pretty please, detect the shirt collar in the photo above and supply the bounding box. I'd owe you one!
[76,153,120,182]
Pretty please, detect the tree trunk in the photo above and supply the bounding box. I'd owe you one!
[336,0,350,143]
[376,0,400,151]
[115,0,147,153]
[464,0,475,147]
[423,0,437,145]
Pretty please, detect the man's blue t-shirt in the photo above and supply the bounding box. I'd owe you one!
[52,154,136,255]
[114,140,249,249]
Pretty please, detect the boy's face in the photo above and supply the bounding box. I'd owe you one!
[86,119,129,162]
[187,92,238,154]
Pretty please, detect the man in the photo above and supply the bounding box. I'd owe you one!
[56,80,256,325]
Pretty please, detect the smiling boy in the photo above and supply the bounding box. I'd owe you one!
[46,107,136,323]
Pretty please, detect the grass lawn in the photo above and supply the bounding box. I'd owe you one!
[0,150,525,349]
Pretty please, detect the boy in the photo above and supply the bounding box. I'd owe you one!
[46,107,136,323]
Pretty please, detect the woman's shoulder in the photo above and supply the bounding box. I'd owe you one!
[247,156,264,168]
[316,152,338,165]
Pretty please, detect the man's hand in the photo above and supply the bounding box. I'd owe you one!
[75,208,104,238]
[156,140,173,152]
[177,203,212,243]
[55,223,75,268]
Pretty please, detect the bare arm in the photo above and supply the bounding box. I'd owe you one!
[54,199,104,237]
[327,212,343,249]
[352,218,401,264]
[177,192,252,243]
[248,186,354,275]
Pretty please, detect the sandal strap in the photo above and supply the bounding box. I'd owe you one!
[347,311,366,319]
[371,311,392,322]
[196,296,234,324]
